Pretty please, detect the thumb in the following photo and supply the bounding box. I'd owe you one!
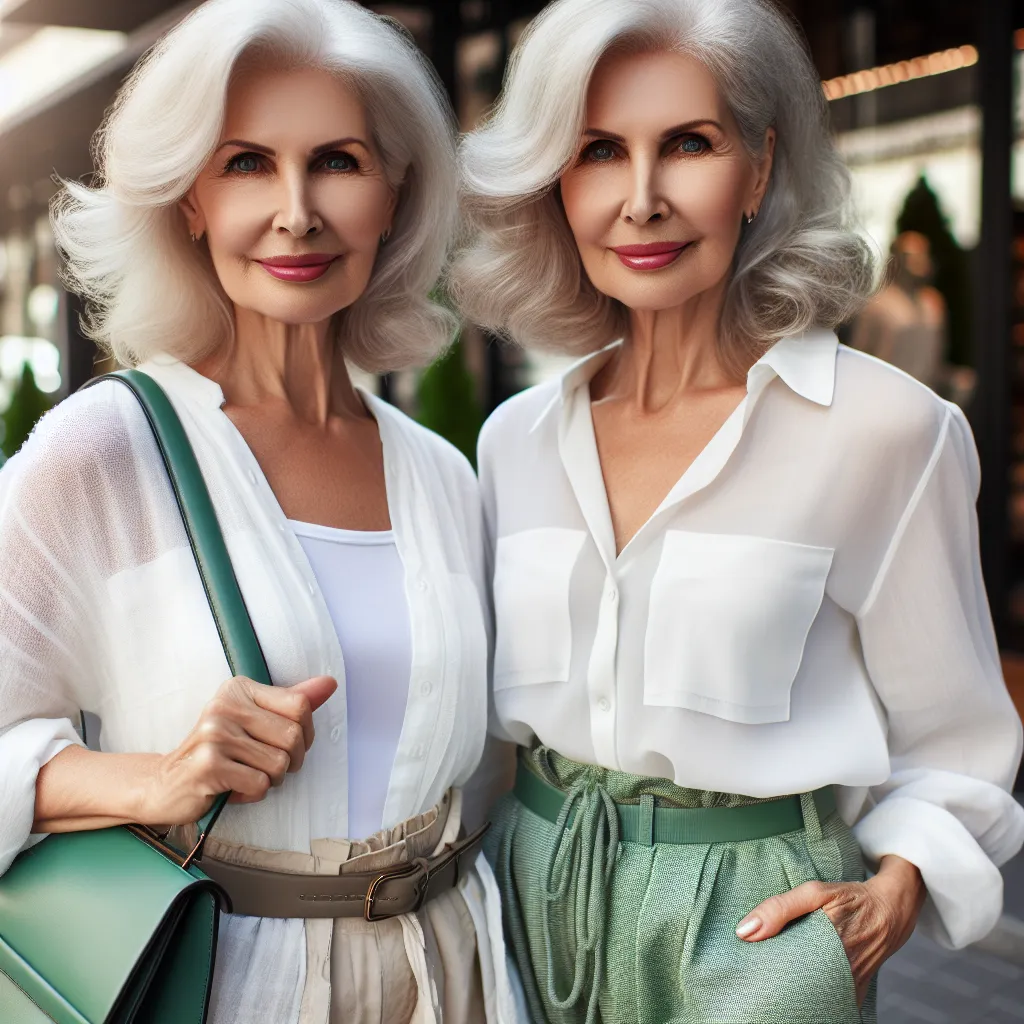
[736,881,832,941]
[291,675,338,712]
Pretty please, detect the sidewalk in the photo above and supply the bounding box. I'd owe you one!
[878,842,1024,1023]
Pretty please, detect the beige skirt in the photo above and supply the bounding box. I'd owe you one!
[197,789,486,1024]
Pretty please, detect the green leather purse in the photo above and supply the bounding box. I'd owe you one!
[0,369,271,1023]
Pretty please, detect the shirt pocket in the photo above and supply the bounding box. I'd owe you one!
[643,531,833,724]
[493,527,586,691]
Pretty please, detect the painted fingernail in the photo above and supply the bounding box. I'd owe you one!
[736,917,761,938]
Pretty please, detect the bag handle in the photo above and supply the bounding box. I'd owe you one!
[87,369,272,867]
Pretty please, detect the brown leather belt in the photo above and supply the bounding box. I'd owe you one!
[201,822,490,920]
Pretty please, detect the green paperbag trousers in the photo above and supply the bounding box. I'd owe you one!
[484,747,876,1024]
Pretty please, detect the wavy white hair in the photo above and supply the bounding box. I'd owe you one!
[52,0,458,372]
[450,0,876,371]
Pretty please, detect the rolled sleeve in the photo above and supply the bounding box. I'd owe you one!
[0,717,82,873]
[855,405,1024,948]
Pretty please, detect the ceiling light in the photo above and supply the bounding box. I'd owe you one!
[0,26,127,127]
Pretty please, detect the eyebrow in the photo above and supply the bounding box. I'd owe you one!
[215,136,370,156]
[582,120,724,142]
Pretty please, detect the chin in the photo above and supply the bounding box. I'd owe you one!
[241,296,349,325]
[606,286,699,314]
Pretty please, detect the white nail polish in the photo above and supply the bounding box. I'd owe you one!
[736,917,760,938]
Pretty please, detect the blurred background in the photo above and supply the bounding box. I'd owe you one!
[0,1,1021,1018]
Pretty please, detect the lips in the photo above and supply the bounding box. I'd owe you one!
[256,253,340,283]
[611,241,691,271]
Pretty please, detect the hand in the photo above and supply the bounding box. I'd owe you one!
[135,674,337,825]
[735,855,926,1004]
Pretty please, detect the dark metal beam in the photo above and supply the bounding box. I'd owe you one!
[60,288,96,393]
[972,0,1015,643]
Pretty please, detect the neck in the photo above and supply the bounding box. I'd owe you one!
[192,307,364,426]
[893,269,924,297]
[598,281,745,412]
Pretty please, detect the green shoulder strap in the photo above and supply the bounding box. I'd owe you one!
[86,368,272,861]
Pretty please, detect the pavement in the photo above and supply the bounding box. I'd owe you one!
[878,841,1024,1023]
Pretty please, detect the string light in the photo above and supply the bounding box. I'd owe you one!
[822,45,979,101]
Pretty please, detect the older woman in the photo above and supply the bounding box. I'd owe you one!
[0,1,515,1022]
[452,1,1024,1022]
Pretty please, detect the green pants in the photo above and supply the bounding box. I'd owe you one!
[483,748,876,1024]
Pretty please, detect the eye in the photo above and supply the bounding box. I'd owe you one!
[318,151,358,172]
[581,140,617,163]
[677,135,710,155]
[225,152,262,174]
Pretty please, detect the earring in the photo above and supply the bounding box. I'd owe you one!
[746,211,757,225]
[190,232,200,243]
[380,227,391,245]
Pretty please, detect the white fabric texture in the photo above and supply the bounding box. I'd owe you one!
[289,523,412,841]
[0,356,516,1024]
[478,329,1024,951]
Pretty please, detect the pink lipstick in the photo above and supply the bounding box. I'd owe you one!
[612,241,690,271]
[257,253,340,283]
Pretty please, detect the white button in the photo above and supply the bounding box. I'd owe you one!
[606,586,618,603]
[411,745,425,758]
[278,523,285,533]
[420,682,432,697]
[416,579,429,593]
[598,698,610,712]
[330,725,342,742]
[248,469,257,485]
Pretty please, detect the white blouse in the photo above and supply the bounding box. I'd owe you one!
[478,329,1024,951]
[0,356,515,1024]
[289,523,412,841]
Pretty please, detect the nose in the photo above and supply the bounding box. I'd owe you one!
[272,167,323,238]
[623,156,670,225]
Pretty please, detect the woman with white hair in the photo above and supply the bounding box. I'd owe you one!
[453,0,1024,1021]
[0,1,515,1022]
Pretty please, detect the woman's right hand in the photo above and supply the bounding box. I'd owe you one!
[136,674,337,826]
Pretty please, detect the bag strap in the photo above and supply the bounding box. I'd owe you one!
[86,368,272,866]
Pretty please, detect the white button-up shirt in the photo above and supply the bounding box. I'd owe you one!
[0,356,514,1023]
[478,329,1024,951]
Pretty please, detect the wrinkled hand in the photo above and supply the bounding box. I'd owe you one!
[736,855,926,1005]
[136,674,337,826]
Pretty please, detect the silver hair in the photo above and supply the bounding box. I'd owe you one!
[52,0,458,372]
[450,0,876,371]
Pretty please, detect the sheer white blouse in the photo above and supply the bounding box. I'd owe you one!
[478,329,1024,951]
[0,356,515,1024]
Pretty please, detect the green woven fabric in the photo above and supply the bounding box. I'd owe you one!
[484,747,876,1024]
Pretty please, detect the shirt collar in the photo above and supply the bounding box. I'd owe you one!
[531,329,837,432]
[529,342,622,432]
[136,354,227,409]
[748,329,838,407]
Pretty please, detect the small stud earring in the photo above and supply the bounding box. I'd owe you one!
[380,227,391,245]
[190,232,199,243]
[746,211,757,225]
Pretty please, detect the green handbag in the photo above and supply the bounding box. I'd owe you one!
[0,369,272,1023]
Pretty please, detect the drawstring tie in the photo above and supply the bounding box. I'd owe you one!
[541,771,620,1024]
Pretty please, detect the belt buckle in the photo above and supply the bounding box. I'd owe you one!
[364,861,425,922]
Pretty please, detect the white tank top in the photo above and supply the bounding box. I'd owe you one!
[289,520,412,840]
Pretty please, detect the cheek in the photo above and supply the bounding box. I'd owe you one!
[318,177,393,249]
[559,169,620,245]
[202,186,267,255]
[665,162,748,237]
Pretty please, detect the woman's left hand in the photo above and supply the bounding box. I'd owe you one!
[735,854,927,1005]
